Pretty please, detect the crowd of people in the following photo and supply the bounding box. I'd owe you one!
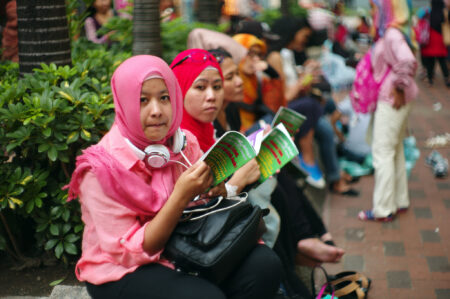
[2,0,450,298]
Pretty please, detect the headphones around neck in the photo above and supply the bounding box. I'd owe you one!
[125,128,187,168]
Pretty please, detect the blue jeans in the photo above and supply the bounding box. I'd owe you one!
[315,116,341,183]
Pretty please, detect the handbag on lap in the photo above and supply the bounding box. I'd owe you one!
[163,195,267,283]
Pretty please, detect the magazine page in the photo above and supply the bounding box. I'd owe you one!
[200,131,257,186]
[271,106,307,137]
[246,128,264,154]
[256,123,299,182]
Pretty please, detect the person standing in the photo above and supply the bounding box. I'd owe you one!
[421,0,450,87]
[359,0,418,221]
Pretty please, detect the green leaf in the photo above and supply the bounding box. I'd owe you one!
[66,131,79,144]
[64,242,78,255]
[12,167,21,181]
[64,234,79,243]
[62,209,70,222]
[36,198,43,208]
[50,206,61,217]
[74,224,84,233]
[55,242,64,258]
[6,142,19,153]
[10,186,24,196]
[62,223,71,234]
[45,238,59,250]
[80,128,91,140]
[49,278,65,287]
[20,175,33,185]
[47,146,58,161]
[0,235,6,250]
[25,200,34,213]
[36,222,48,232]
[49,224,59,236]
[42,127,51,137]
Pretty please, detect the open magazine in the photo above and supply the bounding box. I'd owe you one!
[200,123,299,186]
[271,106,306,137]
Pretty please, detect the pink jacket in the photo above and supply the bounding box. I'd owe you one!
[75,125,203,284]
[372,28,418,105]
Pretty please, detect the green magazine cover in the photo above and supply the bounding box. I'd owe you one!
[200,131,256,186]
[271,106,307,137]
[255,123,299,182]
[200,123,299,187]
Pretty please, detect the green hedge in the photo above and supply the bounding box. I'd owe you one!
[0,15,224,263]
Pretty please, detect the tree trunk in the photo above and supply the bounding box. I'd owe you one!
[133,0,162,57]
[196,0,219,24]
[16,0,71,75]
[280,0,290,16]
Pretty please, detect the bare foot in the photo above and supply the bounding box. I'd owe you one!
[332,178,351,193]
[297,238,345,263]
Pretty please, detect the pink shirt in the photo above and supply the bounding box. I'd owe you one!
[372,28,418,105]
[76,125,203,284]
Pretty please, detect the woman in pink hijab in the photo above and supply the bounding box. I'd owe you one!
[65,55,241,298]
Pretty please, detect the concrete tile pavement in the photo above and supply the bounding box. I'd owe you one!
[322,73,450,298]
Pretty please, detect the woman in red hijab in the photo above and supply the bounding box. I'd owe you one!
[171,49,282,299]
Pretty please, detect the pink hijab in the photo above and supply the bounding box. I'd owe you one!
[112,55,183,150]
[65,55,187,216]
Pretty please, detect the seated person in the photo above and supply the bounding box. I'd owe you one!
[85,0,117,44]
[66,55,281,299]
[332,97,371,164]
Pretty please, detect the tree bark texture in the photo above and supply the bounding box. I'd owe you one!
[133,0,162,57]
[280,0,290,16]
[16,0,71,75]
[196,0,220,24]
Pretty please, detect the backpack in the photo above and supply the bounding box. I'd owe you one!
[350,50,390,114]
[414,18,430,46]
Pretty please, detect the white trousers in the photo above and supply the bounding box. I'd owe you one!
[372,101,412,217]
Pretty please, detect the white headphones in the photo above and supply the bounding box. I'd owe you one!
[125,128,187,168]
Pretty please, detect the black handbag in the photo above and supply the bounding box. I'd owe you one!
[163,197,266,283]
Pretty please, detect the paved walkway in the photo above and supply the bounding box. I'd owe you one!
[322,73,450,298]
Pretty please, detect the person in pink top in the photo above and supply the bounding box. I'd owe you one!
[358,0,418,221]
[65,55,281,298]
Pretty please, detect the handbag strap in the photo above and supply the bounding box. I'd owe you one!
[330,272,370,289]
[184,193,248,221]
[311,266,334,298]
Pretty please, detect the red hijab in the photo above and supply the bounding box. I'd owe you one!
[171,49,224,152]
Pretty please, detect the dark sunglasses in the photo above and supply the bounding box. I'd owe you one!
[171,51,219,69]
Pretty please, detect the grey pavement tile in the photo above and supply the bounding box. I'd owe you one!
[382,218,400,229]
[346,207,361,217]
[444,199,450,209]
[343,255,364,272]
[437,182,450,190]
[408,173,419,182]
[420,230,441,243]
[49,285,91,299]
[386,271,411,289]
[383,241,405,256]
[345,228,365,242]
[436,289,450,299]
[426,256,450,272]
[414,207,432,219]
[409,189,426,199]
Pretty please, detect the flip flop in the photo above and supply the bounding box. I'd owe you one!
[323,240,336,247]
[331,188,360,197]
[358,210,394,222]
[396,207,408,214]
